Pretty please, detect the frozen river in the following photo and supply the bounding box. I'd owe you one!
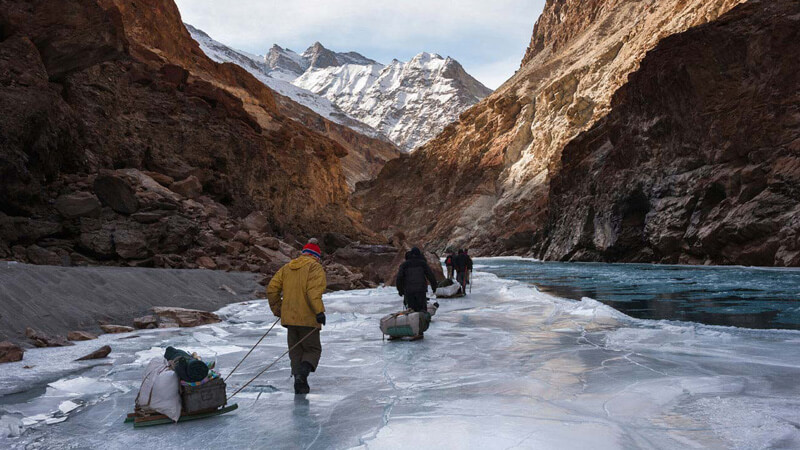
[2,270,800,449]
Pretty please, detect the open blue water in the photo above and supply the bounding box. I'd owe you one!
[474,258,800,330]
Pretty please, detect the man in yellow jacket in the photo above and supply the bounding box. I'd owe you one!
[267,239,327,394]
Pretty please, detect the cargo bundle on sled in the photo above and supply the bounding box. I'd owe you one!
[435,279,463,298]
[126,346,237,428]
[379,301,438,341]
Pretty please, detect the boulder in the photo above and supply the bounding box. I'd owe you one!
[54,192,101,219]
[324,262,363,291]
[257,236,281,250]
[252,245,291,265]
[233,230,250,243]
[67,331,98,341]
[143,171,175,187]
[151,307,221,327]
[199,197,229,218]
[75,345,111,361]
[94,174,139,214]
[196,256,217,270]
[242,211,269,233]
[0,341,24,363]
[26,328,74,347]
[158,318,179,328]
[99,324,135,334]
[133,315,159,329]
[225,241,245,256]
[26,245,62,265]
[170,175,203,199]
[119,169,182,202]
[114,228,149,259]
[79,228,115,257]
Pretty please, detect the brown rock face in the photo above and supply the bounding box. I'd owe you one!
[356,0,798,267]
[133,315,159,329]
[0,341,24,363]
[0,0,383,272]
[75,345,111,361]
[94,175,140,215]
[151,306,221,327]
[99,324,135,334]
[543,0,800,266]
[169,176,203,199]
[26,328,74,347]
[67,331,98,341]
[271,93,402,190]
[54,193,102,219]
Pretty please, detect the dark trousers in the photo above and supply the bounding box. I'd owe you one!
[404,292,428,312]
[456,270,469,293]
[286,325,321,376]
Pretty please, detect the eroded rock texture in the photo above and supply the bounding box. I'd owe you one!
[0,0,385,271]
[543,0,800,266]
[356,0,799,266]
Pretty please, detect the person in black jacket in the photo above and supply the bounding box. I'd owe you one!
[454,249,473,295]
[396,247,438,312]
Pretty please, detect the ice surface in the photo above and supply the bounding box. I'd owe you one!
[1,272,799,449]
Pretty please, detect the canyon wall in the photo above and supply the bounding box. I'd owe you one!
[543,0,799,266]
[0,0,382,270]
[356,0,799,266]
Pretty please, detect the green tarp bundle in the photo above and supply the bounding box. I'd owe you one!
[165,346,209,383]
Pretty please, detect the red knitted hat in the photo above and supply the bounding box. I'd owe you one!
[302,242,322,258]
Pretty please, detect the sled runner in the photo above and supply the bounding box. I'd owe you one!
[124,403,238,428]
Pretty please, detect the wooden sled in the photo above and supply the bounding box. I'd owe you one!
[387,334,424,342]
[124,403,238,428]
[436,291,465,299]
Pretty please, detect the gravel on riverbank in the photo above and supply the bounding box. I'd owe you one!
[0,262,262,345]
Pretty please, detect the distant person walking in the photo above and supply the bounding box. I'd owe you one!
[396,247,438,314]
[445,251,456,280]
[454,249,473,295]
[267,239,327,395]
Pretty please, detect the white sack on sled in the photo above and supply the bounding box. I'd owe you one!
[136,357,181,421]
[435,281,461,297]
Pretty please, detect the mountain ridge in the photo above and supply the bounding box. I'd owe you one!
[186,25,492,152]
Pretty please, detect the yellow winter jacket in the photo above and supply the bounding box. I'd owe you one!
[266,255,327,328]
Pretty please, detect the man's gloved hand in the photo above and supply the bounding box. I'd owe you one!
[398,291,404,297]
[316,312,326,326]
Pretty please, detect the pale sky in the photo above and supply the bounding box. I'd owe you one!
[174,0,546,90]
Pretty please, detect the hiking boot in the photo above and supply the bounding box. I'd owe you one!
[294,375,310,394]
[294,361,314,394]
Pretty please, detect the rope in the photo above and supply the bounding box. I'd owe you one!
[227,326,320,400]
[224,317,281,382]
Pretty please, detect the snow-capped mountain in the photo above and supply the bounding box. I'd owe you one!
[186,25,381,139]
[186,24,492,151]
[266,42,377,81]
[294,52,493,151]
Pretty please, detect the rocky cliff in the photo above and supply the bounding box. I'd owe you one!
[0,0,381,272]
[543,0,800,266]
[355,0,800,267]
